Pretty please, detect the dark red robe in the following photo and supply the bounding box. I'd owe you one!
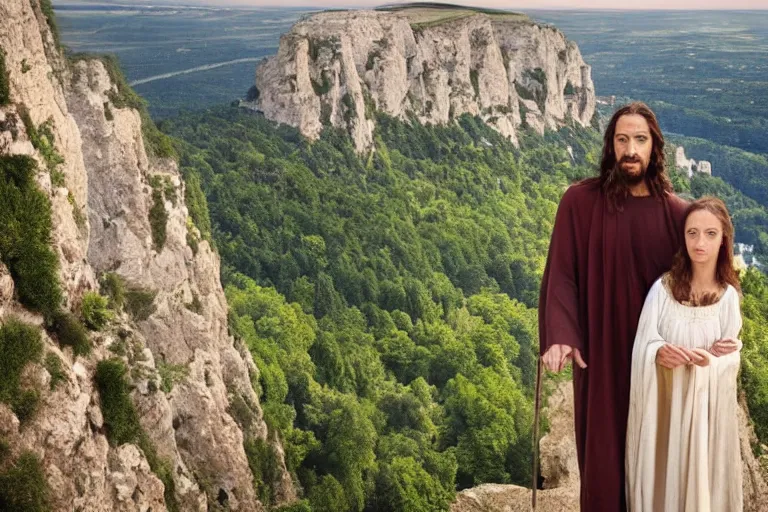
[538,179,688,511]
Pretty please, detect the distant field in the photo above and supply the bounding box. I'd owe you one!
[526,9,768,155]
[379,4,528,29]
[398,8,475,29]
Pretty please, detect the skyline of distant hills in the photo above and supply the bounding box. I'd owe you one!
[55,4,768,153]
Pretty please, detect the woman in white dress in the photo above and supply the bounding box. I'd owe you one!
[626,196,743,512]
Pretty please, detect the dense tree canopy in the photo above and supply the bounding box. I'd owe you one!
[163,106,768,510]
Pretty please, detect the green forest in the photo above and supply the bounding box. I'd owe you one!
[161,107,768,511]
[3,3,766,511]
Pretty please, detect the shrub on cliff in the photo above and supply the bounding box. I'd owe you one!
[100,272,126,311]
[95,358,178,510]
[0,452,51,511]
[0,155,62,318]
[95,359,142,445]
[0,50,10,105]
[49,310,91,356]
[0,318,44,423]
[80,291,113,330]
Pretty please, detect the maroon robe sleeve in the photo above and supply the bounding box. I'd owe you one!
[539,186,584,356]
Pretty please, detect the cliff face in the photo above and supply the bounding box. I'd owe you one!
[253,8,596,152]
[0,0,293,510]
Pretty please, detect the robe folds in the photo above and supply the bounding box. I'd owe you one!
[626,277,743,512]
[538,179,688,511]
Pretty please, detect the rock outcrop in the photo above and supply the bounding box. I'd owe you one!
[450,380,768,512]
[450,380,578,512]
[0,0,293,510]
[675,145,713,177]
[252,7,596,152]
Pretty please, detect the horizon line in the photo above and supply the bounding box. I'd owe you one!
[53,1,768,10]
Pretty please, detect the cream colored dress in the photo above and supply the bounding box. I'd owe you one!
[626,275,743,512]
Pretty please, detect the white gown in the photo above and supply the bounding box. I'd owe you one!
[626,275,743,512]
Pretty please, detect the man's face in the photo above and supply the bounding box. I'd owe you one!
[613,114,653,184]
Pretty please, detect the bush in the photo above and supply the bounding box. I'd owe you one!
[149,176,169,251]
[152,455,178,512]
[17,108,65,184]
[124,288,157,321]
[11,389,40,424]
[81,291,113,330]
[244,437,281,506]
[95,359,179,510]
[0,155,63,317]
[0,50,9,105]
[0,439,8,463]
[141,111,177,159]
[274,501,311,512]
[100,272,126,310]
[137,433,178,512]
[183,172,212,242]
[0,452,51,511]
[67,192,86,230]
[307,474,347,512]
[35,119,65,182]
[45,352,66,390]
[0,318,44,422]
[49,310,91,356]
[157,362,189,393]
[95,359,142,446]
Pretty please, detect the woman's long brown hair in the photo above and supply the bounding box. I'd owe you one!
[667,196,741,305]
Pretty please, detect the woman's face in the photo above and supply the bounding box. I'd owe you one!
[685,209,724,266]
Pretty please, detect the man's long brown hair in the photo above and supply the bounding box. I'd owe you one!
[667,196,741,305]
[588,102,673,209]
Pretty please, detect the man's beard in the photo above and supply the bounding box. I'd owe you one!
[616,155,647,186]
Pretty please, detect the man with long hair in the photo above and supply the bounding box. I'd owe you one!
[537,102,690,511]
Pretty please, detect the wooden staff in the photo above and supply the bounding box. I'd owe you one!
[531,356,543,511]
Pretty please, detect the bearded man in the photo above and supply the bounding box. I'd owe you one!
[537,102,691,511]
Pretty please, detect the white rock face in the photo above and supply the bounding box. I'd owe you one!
[0,0,97,305]
[675,145,713,177]
[253,9,596,152]
[675,146,694,177]
[0,1,294,510]
[697,160,712,175]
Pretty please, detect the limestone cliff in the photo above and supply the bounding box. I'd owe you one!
[251,6,596,152]
[0,0,293,510]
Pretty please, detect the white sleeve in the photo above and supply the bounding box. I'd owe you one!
[710,286,743,375]
[626,278,667,512]
[718,286,743,349]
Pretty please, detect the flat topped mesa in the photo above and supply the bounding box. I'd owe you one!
[249,5,596,152]
[378,3,531,27]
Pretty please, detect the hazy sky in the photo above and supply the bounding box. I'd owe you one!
[178,0,768,8]
[72,0,768,9]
